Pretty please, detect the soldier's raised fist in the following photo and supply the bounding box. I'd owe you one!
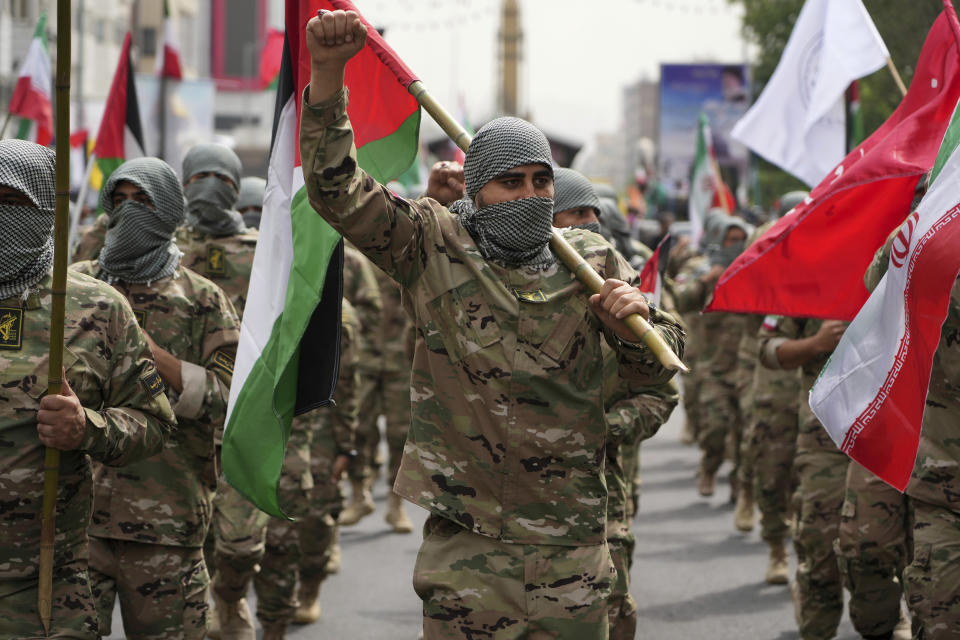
[306,10,368,69]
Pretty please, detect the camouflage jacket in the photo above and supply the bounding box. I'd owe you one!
[342,244,384,370]
[175,226,259,317]
[864,239,960,512]
[72,262,240,547]
[374,265,413,374]
[300,88,685,546]
[759,316,839,456]
[0,272,175,580]
[71,212,109,263]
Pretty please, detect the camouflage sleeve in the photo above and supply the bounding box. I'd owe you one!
[79,298,176,466]
[330,303,360,453]
[300,88,443,288]
[671,277,709,314]
[343,247,384,336]
[174,284,240,426]
[607,381,679,445]
[603,246,686,386]
[758,315,804,370]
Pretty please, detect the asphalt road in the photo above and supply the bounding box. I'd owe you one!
[108,401,866,639]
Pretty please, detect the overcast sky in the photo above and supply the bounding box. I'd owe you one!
[353,0,750,144]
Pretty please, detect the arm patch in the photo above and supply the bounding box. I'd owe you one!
[210,349,235,377]
[140,366,166,398]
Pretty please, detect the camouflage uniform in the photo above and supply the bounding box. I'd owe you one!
[174,226,271,605]
[671,253,709,444]
[0,271,175,638]
[254,301,359,629]
[760,317,848,640]
[748,324,801,543]
[301,88,684,638]
[71,213,109,262]
[71,262,239,639]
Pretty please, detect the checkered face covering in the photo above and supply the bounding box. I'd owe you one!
[0,140,56,300]
[553,168,601,218]
[98,158,184,284]
[464,117,553,198]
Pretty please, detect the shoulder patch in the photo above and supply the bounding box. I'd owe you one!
[210,349,235,377]
[133,309,147,328]
[207,246,226,277]
[0,307,23,350]
[140,366,166,398]
[512,288,547,303]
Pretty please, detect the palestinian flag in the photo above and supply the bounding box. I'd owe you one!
[8,12,52,146]
[810,97,960,490]
[223,0,421,517]
[92,33,145,186]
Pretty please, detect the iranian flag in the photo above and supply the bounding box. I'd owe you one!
[809,98,960,490]
[707,5,960,321]
[688,113,729,246]
[92,33,145,186]
[155,0,183,80]
[639,235,671,307]
[223,0,421,517]
[8,12,52,146]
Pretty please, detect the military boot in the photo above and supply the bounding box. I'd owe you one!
[325,535,341,575]
[385,492,413,533]
[293,579,322,624]
[338,478,375,526]
[261,622,286,640]
[697,469,715,497]
[212,592,256,640]
[765,539,789,585]
[733,485,755,532]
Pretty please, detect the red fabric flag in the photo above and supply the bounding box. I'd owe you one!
[259,28,284,89]
[707,6,960,321]
[639,235,670,306]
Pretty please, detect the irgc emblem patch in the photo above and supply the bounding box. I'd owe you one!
[140,366,166,398]
[207,246,226,277]
[512,288,547,303]
[133,310,147,327]
[0,307,23,350]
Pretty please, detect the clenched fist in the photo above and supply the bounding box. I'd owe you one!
[306,10,368,104]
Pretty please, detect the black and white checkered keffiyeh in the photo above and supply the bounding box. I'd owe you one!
[0,140,56,300]
[97,157,184,284]
[464,117,553,198]
[553,168,601,217]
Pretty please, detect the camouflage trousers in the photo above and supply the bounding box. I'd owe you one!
[255,433,340,626]
[414,515,615,639]
[904,501,960,639]
[350,368,410,487]
[835,461,911,637]
[0,560,100,639]
[697,376,742,481]
[681,367,703,442]
[750,374,799,543]
[607,536,637,640]
[792,449,849,640]
[208,479,269,603]
[89,538,208,639]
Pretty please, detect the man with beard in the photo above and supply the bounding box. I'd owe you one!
[0,140,175,637]
[71,157,240,639]
[300,11,684,638]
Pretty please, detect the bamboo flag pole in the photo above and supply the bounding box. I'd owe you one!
[886,57,908,98]
[406,80,688,373]
[39,0,72,632]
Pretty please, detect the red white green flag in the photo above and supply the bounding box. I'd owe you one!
[155,0,183,80]
[8,12,52,147]
[224,0,421,516]
[92,33,145,187]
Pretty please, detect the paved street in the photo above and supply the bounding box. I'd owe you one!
[109,401,864,639]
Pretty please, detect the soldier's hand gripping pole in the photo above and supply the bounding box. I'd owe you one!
[40,0,72,632]
[407,81,688,373]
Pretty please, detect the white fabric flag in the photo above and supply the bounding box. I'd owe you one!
[731,0,889,186]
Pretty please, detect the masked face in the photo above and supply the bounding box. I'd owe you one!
[467,196,555,267]
[102,201,172,259]
[0,204,53,284]
[184,175,238,221]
